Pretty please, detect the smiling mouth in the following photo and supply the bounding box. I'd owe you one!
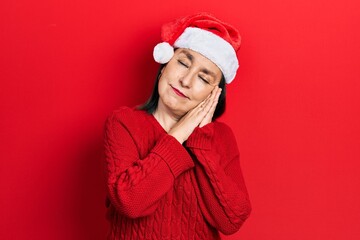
[171,86,188,98]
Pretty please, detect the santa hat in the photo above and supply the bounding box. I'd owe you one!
[153,13,241,84]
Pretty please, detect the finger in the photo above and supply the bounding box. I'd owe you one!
[190,86,219,120]
[198,86,219,114]
[206,86,220,109]
[199,88,222,127]
[204,86,219,105]
[209,90,221,115]
[195,93,212,110]
[210,88,221,109]
[202,93,215,114]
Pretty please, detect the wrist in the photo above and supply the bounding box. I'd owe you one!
[168,131,185,144]
[185,123,214,149]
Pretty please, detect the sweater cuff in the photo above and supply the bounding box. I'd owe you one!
[151,134,194,178]
[185,123,214,150]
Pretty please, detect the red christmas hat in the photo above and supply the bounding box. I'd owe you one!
[153,13,241,84]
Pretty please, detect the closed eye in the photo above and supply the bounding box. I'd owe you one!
[199,76,209,84]
[177,60,189,68]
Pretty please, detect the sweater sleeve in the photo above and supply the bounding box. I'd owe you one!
[104,110,194,219]
[185,122,251,235]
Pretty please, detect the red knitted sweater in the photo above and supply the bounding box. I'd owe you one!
[103,107,251,239]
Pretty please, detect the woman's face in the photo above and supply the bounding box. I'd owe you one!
[157,48,222,117]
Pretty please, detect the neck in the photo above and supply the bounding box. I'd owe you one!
[153,101,181,132]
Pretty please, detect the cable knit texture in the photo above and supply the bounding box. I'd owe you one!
[103,107,251,239]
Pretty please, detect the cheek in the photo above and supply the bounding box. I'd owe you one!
[162,62,181,79]
[157,79,167,101]
[192,86,213,102]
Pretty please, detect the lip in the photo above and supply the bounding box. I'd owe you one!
[171,86,188,98]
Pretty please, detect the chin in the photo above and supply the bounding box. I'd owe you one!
[170,107,187,117]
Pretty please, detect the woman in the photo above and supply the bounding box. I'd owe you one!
[104,13,251,239]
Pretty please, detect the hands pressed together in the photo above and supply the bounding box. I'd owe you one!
[169,86,222,144]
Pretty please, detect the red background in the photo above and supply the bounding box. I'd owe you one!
[1,0,360,239]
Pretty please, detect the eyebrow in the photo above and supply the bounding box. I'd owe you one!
[179,49,217,78]
[179,49,194,61]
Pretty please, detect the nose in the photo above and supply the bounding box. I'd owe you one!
[179,71,195,88]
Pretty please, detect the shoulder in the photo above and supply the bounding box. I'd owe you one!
[108,106,142,120]
[212,121,239,152]
[105,106,150,133]
[212,121,236,139]
[107,106,147,122]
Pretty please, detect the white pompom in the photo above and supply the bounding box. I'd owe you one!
[153,42,174,64]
